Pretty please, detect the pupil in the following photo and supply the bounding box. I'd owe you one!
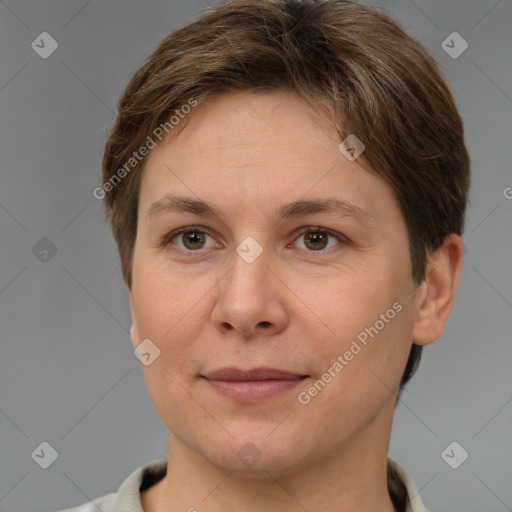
[185,232,204,248]
[307,232,327,250]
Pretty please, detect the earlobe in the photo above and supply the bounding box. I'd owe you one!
[130,319,139,348]
[412,234,464,346]
[128,297,139,347]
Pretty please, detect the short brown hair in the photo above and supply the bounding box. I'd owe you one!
[101,0,470,392]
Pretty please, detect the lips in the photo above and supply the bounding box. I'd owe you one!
[201,367,309,402]
[203,367,307,381]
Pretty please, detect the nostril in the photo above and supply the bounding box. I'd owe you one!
[259,321,271,328]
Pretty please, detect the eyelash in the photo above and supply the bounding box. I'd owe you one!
[159,225,349,253]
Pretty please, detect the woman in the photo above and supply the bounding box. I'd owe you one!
[62,1,469,510]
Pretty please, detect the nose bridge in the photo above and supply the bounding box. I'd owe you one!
[211,234,288,336]
[228,236,269,297]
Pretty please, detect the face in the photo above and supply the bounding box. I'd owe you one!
[129,89,421,476]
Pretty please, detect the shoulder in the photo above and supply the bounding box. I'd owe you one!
[53,457,168,512]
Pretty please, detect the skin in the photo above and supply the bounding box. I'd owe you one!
[127,89,464,512]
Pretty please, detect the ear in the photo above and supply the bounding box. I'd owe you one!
[412,234,464,346]
[128,294,139,348]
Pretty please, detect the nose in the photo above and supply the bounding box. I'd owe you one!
[211,245,289,338]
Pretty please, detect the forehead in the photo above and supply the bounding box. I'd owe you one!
[138,90,399,225]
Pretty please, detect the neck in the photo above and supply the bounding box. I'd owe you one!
[142,409,398,512]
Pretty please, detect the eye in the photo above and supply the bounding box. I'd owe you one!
[292,227,346,252]
[160,226,347,253]
[162,227,219,251]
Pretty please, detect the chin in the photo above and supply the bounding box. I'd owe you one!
[196,427,314,478]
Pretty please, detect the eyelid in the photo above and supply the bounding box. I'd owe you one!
[293,225,347,240]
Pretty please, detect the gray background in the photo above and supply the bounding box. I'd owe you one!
[0,0,510,511]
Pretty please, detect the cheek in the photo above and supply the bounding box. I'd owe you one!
[141,363,209,438]
[317,265,400,341]
[131,256,211,371]
[303,262,413,391]
[295,304,414,444]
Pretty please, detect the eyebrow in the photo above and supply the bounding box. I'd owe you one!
[145,195,373,223]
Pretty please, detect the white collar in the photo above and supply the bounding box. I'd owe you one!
[388,458,429,512]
